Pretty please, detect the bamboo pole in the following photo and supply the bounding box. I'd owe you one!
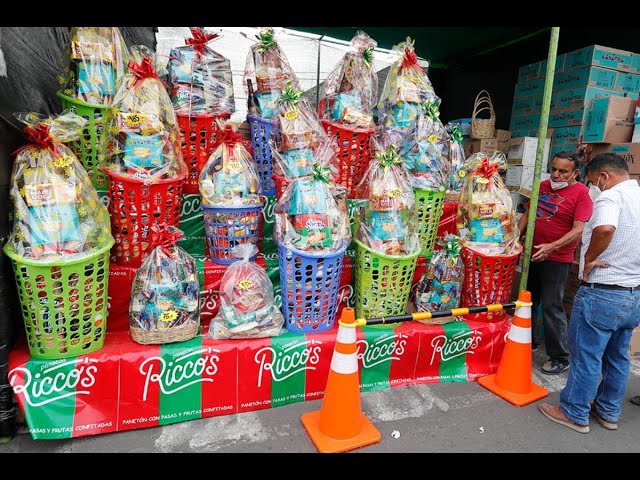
[519,27,560,292]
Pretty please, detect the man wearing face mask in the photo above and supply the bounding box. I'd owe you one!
[539,153,640,433]
[518,151,593,375]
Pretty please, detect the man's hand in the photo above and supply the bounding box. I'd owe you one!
[581,258,610,281]
[531,243,556,262]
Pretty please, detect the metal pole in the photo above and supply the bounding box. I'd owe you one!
[519,27,560,292]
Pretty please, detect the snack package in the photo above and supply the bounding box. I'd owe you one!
[414,235,464,317]
[6,112,114,262]
[398,104,450,190]
[129,225,200,341]
[199,123,263,207]
[377,37,439,130]
[275,158,350,254]
[356,133,420,256]
[105,46,186,181]
[167,27,235,116]
[446,122,466,193]
[244,27,300,119]
[457,152,519,255]
[58,27,130,105]
[209,244,284,340]
[274,81,327,156]
[318,31,378,129]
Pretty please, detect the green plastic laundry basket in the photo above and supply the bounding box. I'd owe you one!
[4,241,114,359]
[354,239,419,322]
[414,187,445,258]
[57,91,111,190]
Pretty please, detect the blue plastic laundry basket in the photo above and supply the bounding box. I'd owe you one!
[277,241,348,333]
[247,114,279,196]
[202,204,263,265]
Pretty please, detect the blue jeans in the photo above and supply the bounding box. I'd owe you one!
[560,285,640,425]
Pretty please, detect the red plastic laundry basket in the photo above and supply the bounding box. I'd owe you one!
[460,245,522,322]
[176,112,230,194]
[106,169,185,267]
[321,119,374,199]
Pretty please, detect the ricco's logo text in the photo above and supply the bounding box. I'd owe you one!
[356,333,407,368]
[10,358,98,407]
[139,347,221,401]
[430,329,482,365]
[254,339,322,387]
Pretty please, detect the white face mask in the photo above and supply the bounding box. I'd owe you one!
[549,173,576,191]
[589,184,601,201]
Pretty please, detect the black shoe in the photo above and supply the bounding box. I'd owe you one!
[630,396,640,407]
[532,343,539,352]
[541,360,570,375]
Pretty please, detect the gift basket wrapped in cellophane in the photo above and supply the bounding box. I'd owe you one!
[167,27,235,116]
[414,234,465,324]
[457,151,520,256]
[318,30,378,129]
[105,45,186,181]
[209,244,284,340]
[377,37,439,131]
[129,225,200,344]
[57,26,130,105]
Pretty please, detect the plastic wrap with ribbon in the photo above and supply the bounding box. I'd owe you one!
[199,121,262,207]
[318,31,378,128]
[274,148,350,254]
[377,37,440,130]
[414,234,465,317]
[57,27,130,105]
[457,152,519,256]
[355,131,420,256]
[210,244,284,340]
[167,27,235,116]
[398,101,451,190]
[105,45,186,181]
[129,224,200,341]
[243,27,301,119]
[5,112,114,262]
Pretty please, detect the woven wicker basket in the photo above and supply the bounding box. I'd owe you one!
[130,321,199,345]
[471,90,496,140]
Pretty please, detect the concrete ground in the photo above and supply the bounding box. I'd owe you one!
[1,349,640,453]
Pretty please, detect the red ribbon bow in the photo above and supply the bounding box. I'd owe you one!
[475,157,500,179]
[218,125,243,147]
[128,57,162,89]
[185,27,219,55]
[400,48,421,73]
[150,224,183,257]
[13,124,58,157]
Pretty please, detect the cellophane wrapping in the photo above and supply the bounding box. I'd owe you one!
[446,122,466,193]
[129,225,200,337]
[6,112,113,262]
[414,234,465,318]
[58,26,130,105]
[274,155,350,254]
[210,244,284,340]
[355,131,420,256]
[377,37,439,130]
[105,45,186,181]
[398,107,450,190]
[318,31,378,129]
[199,123,262,207]
[457,152,520,256]
[167,27,235,116]
[243,27,300,119]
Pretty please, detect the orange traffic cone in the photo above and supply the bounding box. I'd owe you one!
[478,290,548,407]
[301,307,381,453]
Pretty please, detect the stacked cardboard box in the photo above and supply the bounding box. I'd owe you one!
[511,45,640,159]
[462,129,512,157]
[505,136,551,196]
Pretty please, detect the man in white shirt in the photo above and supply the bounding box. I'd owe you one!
[538,153,640,433]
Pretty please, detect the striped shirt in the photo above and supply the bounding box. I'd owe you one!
[580,179,640,287]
